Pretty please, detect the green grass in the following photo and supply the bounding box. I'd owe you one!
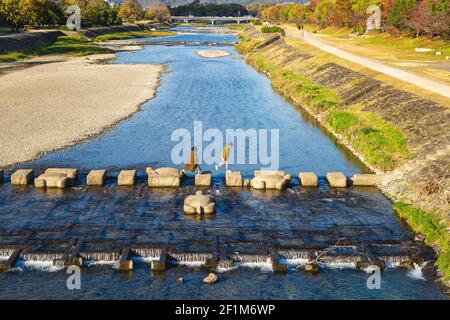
[0,35,112,62]
[94,30,175,41]
[327,110,409,170]
[394,202,450,281]
[261,26,284,34]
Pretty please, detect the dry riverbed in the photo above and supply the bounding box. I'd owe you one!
[0,53,163,167]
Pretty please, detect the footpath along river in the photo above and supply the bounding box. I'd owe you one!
[0,29,446,299]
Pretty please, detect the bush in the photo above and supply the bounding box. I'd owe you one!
[261,26,285,34]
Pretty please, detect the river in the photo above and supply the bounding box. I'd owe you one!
[0,29,445,300]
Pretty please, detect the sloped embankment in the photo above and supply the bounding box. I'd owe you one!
[0,31,65,54]
[237,27,449,222]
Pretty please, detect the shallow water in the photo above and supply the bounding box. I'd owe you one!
[0,31,446,300]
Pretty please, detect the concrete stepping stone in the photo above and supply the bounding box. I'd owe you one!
[11,169,34,185]
[118,170,136,186]
[351,174,383,186]
[251,170,291,190]
[147,167,182,187]
[183,190,216,215]
[195,172,212,186]
[35,168,78,188]
[299,172,318,187]
[326,172,347,187]
[225,171,242,187]
[87,170,107,186]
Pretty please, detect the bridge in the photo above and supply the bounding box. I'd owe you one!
[171,15,258,25]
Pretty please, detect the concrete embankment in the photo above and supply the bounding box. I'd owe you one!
[80,23,167,39]
[0,31,65,54]
[237,27,449,222]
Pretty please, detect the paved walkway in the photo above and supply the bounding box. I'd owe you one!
[286,27,450,100]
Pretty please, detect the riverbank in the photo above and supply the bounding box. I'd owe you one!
[0,54,163,167]
[236,26,449,284]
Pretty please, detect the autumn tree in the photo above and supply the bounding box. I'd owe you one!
[144,3,171,22]
[118,0,143,23]
[0,0,27,30]
[388,0,418,29]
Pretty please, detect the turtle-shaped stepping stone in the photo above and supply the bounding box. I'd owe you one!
[183,190,216,215]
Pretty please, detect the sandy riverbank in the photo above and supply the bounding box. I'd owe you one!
[0,54,163,167]
[197,50,231,58]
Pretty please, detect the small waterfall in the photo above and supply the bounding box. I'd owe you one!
[230,253,269,263]
[169,252,212,263]
[0,248,14,259]
[319,255,361,264]
[80,252,120,262]
[21,252,64,262]
[132,248,162,260]
[408,262,425,280]
[379,255,410,267]
[278,249,312,261]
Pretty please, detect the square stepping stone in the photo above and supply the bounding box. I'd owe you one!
[225,171,242,187]
[351,174,383,186]
[326,172,347,187]
[299,172,318,187]
[118,170,136,186]
[11,169,34,185]
[195,172,212,186]
[87,170,107,186]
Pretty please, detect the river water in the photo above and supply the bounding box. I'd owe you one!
[0,30,445,299]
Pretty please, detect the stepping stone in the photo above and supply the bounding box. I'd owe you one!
[183,190,216,215]
[87,170,107,186]
[251,170,291,190]
[326,172,347,187]
[351,174,383,186]
[34,168,78,189]
[119,248,133,271]
[299,172,318,187]
[225,171,242,187]
[118,170,136,186]
[11,169,34,185]
[147,167,182,187]
[0,169,3,183]
[195,172,211,186]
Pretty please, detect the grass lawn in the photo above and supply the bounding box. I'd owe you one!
[94,30,175,41]
[0,35,113,62]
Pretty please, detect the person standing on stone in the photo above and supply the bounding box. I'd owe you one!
[215,143,233,172]
[181,147,202,174]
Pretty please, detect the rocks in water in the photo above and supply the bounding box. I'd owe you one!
[304,262,319,273]
[34,168,78,189]
[87,169,107,186]
[225,171,242,187]
[11,169,34,185]
[147,167,182,187]
[251,170,291,190]
[183,190,216,215]
[195,172,212,187]
[177,277,184,283]
[299,172,318,187]
[0,169,3,183]
[326,172,347,188]
[356,260,385,271]
[203,273,218,285]
[399,260,415,270]
[415,233,425,242]
[118,170,136,186]
[243,178,250,188]
[351,174,383,186]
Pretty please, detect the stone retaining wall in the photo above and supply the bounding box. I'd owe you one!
[238,27,449,220]
[0,31,64,54]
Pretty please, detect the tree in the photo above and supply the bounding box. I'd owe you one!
[0,0,26,31]
[388,0,418,29]
[118,0,143,23]
[145,3,171,22]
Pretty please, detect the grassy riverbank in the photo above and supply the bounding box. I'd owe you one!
[94,30,175,41]
[0,35,112,62]
[238,36,409,171]
[394,203,450,282]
